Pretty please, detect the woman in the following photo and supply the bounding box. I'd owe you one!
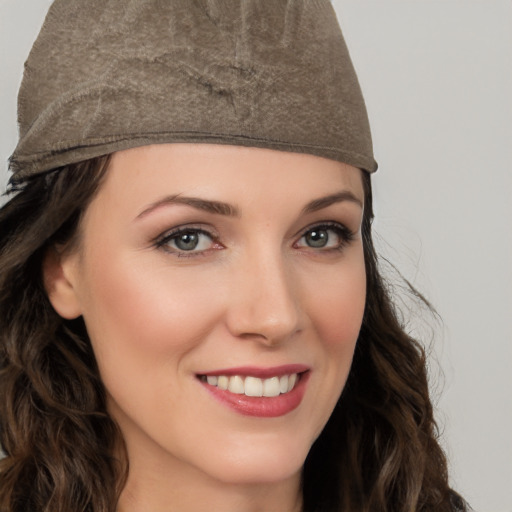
[0,1,467,511]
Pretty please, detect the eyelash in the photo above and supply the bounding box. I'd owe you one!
[154,222,355,258]
[155,226,221,258]
[295,222,355,252]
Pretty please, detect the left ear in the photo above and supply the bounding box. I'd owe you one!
[42,246,83,319]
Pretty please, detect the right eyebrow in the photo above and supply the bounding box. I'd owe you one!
[135,195,241,220]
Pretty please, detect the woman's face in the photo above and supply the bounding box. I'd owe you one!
[48,143,366,487]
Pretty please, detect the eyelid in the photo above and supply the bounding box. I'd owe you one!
[294,221,356,250]
[152,220,356,257]
[296,221,353,238]
[154,224,222,256]
[153,222,217,241]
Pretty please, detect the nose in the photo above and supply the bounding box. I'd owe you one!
[225,248,302,346]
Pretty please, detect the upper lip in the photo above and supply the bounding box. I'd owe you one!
[197,364,310,379]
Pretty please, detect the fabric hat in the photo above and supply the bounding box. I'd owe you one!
[10,0,377,179]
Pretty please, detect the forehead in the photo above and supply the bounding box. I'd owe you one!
[108,142,362,192]
[84,144,365,227]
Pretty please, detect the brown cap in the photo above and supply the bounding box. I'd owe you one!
[10,0,377,179]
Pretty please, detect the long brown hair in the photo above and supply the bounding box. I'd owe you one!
[302,173,466,512]
[0,157,465,511]
[0,157,127,512]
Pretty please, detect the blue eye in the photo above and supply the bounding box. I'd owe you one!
[297,223,354,250]
[157,228,215,253]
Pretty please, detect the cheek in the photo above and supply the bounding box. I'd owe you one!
[78,249,223,375]
[78,251,230,439]
[303,250,366,350]
[295,248,366,439]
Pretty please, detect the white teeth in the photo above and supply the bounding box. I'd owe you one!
[279,375,289,393]
[287,373,297,392]
[203,373,300,397]
[206,375,218,386]
[244,376,263,397]
[263,376,280,397]
[217,375,229,390]
[228,375,244,394]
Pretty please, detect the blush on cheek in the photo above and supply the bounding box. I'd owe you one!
[84,253,225,361]
[307,269,366,349]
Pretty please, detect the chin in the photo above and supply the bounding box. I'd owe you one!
[194,433,311,486]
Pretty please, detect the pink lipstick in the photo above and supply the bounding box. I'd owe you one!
[197,364,310,417]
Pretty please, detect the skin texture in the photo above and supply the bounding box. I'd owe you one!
[44,144,366,512]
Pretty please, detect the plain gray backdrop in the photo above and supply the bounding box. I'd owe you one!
[1,1,511,511]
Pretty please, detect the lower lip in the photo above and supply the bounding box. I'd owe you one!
[199,372,310,418]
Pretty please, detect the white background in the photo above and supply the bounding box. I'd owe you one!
[1,1,511,511]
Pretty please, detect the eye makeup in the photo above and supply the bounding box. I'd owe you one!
[295,222,356,252]
[154,224,224,258]
[153,220,356,259]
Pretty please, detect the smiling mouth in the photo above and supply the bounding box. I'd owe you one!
[197,366,310,417]
[199,373,301,398]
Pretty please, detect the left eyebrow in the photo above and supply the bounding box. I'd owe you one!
[302,191,363,214]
